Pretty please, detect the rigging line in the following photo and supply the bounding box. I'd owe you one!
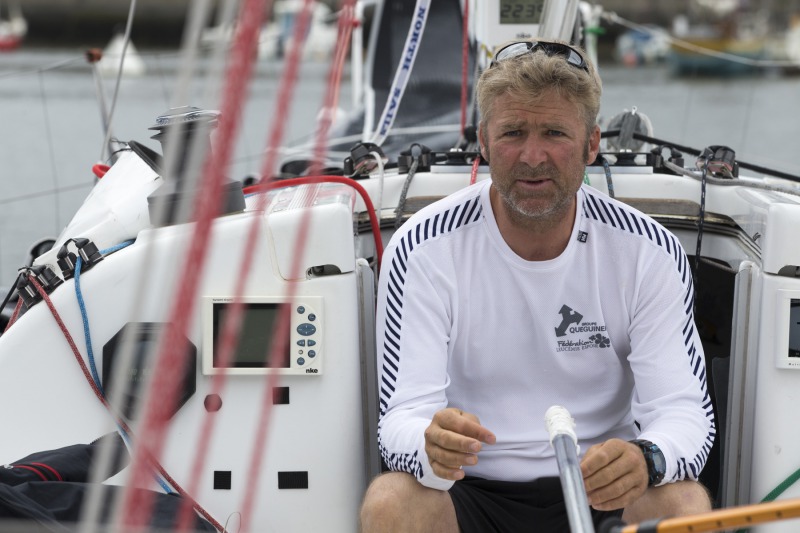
[395,156,419,228]
[601,130,800,183]
[23,275,225,533]
[373,150,387,222]
[0,56,84,80]
[27,274,106,403]
[0,182,92,206]
[241,11,359,530]
[59,245,177,506]
[693,154,711,316]
[73,257,103,395]
[601,156,615,199]
[260,0,316,182]
[0,273,21,330]
[469,154,481,185]
[310,2,356,175]
[173,1,306,530]
[243,175,383,270]
[73,241,135,397]
[117,0,269,530]
[3,297,22,333]
[98,0,138,163]
[661,159,800,200]
[37,70,62,237]
[243,152,351,533]
[88,59,114,163]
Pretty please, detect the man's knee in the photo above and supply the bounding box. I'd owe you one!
[360,472,412,523]
[360,472,458,533]
[623,480,712,523]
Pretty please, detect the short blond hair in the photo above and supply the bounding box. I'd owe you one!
[477,40,602,139]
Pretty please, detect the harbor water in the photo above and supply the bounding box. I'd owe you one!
[0,47,799,285]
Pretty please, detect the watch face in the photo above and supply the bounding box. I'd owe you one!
[631,439,666,485]
[652,446,666,474]
[651,446,666,484]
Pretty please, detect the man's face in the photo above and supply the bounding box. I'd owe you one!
[479,88,600,226]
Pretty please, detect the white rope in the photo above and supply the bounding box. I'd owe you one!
[98,0,138,162]
[370,150,386,221]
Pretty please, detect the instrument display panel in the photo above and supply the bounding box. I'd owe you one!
[202,296,323,375]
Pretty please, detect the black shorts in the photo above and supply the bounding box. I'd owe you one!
[449,476,623,533]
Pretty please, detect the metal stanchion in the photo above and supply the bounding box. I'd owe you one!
[545,405,595,533]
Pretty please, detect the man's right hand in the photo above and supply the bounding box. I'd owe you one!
[424,408,496,480]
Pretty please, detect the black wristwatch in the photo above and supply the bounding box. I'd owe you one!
[630,439,666,486]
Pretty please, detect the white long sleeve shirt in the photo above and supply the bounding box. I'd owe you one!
[375,180,715,491]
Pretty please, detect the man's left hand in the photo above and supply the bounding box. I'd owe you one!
[580,438,649,511]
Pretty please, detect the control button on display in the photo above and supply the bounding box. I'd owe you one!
[308,314,316,321]
[296,323,317,336]
[297,357,305,365]
[297,306,305,314]
[308,350,316,358]
[297,340,306,347]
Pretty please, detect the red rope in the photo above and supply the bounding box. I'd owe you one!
[14,464,48,481]
[243,174,382,269]
[4,298,22,332]
[460,0,470,137]
[28,275,108,404]
[309,1,355,176]
[31,462,63,481]
[25,275,225,531]
[173,0,308,529]
[238,6,359,530]
[259,0,315,183]
[119,0,269,529]
[470,154,480,185]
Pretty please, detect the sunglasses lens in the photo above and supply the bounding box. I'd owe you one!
[565,49,586,68]
[494,42,533,63]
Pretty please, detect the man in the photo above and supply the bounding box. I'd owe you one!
[360,39,715,532]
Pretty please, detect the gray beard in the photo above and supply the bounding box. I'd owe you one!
[495,164,573,222]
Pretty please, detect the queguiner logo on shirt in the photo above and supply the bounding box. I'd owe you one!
[554,304,611,352]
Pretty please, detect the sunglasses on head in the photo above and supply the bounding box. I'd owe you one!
[490,41,589,71]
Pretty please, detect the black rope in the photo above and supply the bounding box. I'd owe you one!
[0,274,21,322]
[394,157,419,229]
[601,130,800,183]
[693,152,711,315]
[601,156,615,199]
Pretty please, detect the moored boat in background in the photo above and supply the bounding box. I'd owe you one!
[0,0,25,51]
[1,0,800,531]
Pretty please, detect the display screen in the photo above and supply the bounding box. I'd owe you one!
[500,0,545,24]
[212,303,289,368]
[789,300,800,358]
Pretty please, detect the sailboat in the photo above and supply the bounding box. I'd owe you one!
[0,0,25,51]
[1,0,800,531]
